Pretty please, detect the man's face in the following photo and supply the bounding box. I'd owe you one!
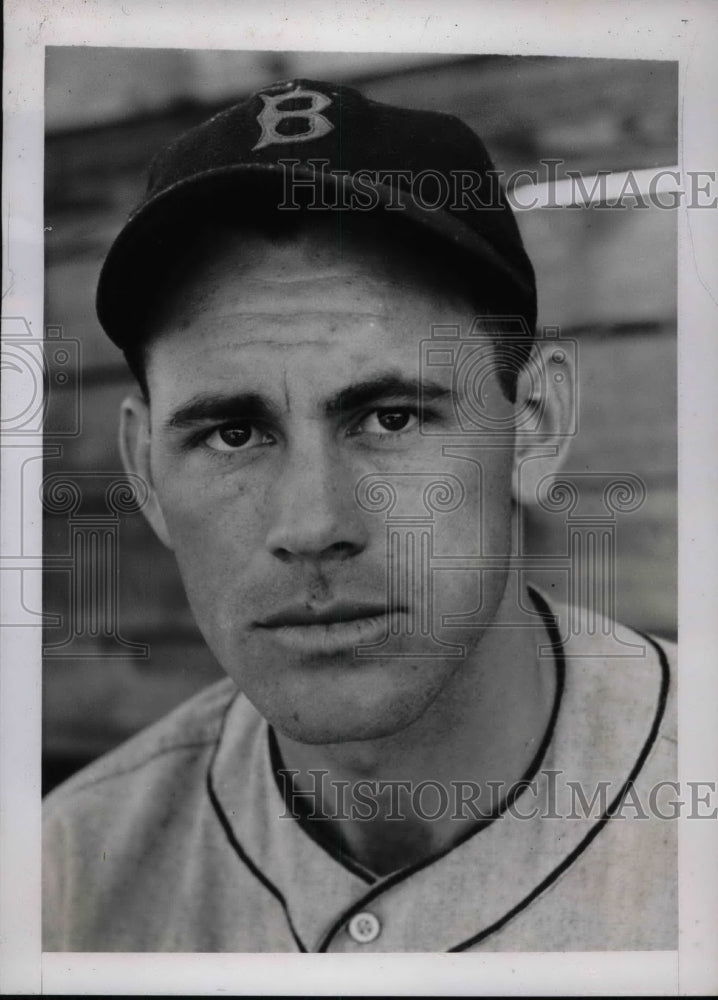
[139,219,517,743]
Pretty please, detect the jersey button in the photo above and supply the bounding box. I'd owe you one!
[347,911,381,944]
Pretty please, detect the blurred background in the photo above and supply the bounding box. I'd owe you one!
[43,49,677,793]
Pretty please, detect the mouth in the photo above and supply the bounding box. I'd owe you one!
[254,602,407,656]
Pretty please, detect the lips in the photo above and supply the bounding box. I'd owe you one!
[254,600,408,656]
[256,601,393,629]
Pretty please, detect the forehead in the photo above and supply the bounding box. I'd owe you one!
[141,215,484,409]
[145,213,476,338]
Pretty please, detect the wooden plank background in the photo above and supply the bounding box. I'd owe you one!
[42,52,677,790]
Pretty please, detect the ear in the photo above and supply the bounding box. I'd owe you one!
[511,339,575,507]
[119,394,173,550]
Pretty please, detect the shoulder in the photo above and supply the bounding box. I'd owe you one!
[573,619,676,746]
[528,595,678,947]
[536,588,677,763]
[44,676,239,817]
[42,676,254,951]
[645,631,677,745]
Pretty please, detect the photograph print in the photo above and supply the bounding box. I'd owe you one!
[40,48,678,953]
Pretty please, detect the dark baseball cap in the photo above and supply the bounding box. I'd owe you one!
[96,78,536,349]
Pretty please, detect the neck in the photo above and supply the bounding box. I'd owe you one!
[274,581,559,877]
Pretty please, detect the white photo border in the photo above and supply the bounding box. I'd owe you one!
[2,0,717,994]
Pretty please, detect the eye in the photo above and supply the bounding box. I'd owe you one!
[204,422,272,452]
[355,408,419,435]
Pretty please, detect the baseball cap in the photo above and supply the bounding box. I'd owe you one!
[96,78,536,349]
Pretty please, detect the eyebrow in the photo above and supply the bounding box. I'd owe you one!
[323,375,451,416]
[165,393,280,429]
[164,375,452,430]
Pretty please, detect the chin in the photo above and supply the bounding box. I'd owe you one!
[272,709,416,746]
[253,657,456,746]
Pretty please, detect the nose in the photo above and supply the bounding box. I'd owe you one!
[264,440,368,564]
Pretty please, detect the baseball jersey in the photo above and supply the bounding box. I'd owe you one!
[43,594,676,952]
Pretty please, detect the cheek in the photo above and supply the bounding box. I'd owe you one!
[154,480,274,650]
[426,453,514,637]
[480,455,516,548]
[435,447,514,549]
[152,462,268,575]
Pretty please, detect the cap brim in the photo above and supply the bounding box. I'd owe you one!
[96,163,536,349]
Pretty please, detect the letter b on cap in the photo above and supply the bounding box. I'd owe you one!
[252,86,334,151]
